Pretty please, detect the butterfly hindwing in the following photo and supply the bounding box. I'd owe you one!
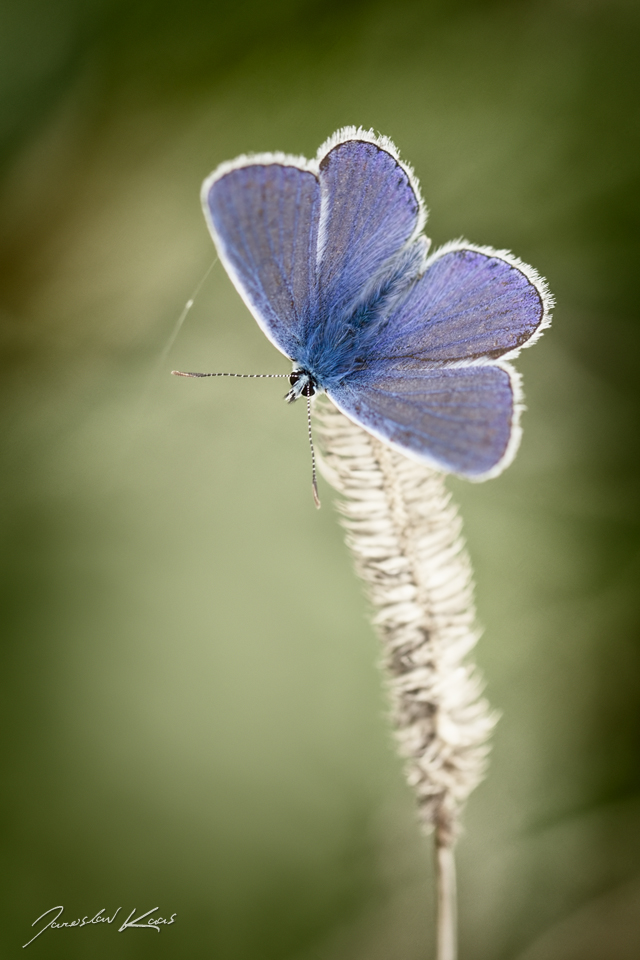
[327,363,518,479]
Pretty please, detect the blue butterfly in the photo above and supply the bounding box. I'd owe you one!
[176,128,552,495]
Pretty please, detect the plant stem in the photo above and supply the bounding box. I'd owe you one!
[436,837,457,960]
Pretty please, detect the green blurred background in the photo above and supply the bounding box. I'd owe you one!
[1,0,639,957]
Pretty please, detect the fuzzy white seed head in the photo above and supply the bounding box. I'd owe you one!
[315,397,498,845]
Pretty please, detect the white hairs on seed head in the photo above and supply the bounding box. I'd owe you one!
[315,397,498,844]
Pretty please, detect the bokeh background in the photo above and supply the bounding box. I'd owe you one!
[1,0,639,957]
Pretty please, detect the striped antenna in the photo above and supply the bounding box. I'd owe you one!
[172,369,321,507]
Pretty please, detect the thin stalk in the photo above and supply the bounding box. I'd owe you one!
[436,837,457,960]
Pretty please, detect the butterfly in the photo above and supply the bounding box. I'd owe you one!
[175,127,552,499]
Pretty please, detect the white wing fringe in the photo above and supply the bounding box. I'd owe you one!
[315,397,498,845]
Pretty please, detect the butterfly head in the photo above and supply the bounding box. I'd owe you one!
[285,369,318,404]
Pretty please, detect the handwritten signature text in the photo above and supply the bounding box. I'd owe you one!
[23,906,177,947]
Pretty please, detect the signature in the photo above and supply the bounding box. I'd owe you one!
[23,906,177,947]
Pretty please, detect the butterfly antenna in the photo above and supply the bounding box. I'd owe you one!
[173,369,320,508]
[306,386,321,509]
[172,371,290,379]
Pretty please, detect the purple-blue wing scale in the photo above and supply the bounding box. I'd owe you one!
[202,160,320,359]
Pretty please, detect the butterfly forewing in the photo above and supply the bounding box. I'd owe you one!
[203,162,320,359]
[316,139,424,317]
